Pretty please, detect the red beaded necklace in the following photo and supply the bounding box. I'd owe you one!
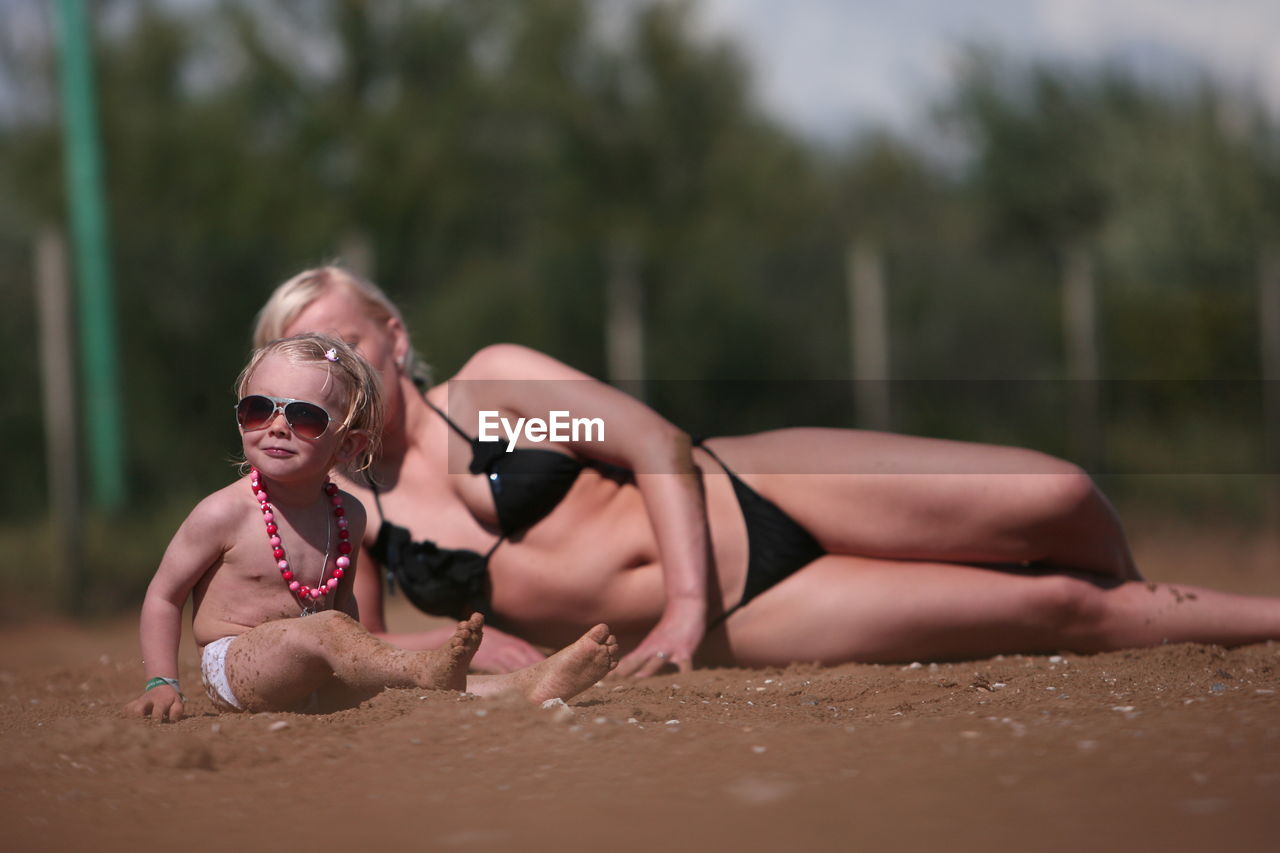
[249,467,353,611]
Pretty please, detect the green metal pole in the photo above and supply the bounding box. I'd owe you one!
[53,0,126,510]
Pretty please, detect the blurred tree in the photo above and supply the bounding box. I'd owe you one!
[829,132,940,429]
[945,51,1114,468]
[2,0,1280,604]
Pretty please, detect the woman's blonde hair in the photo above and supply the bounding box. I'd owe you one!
[253,266,432,388]
[235,333,384,475]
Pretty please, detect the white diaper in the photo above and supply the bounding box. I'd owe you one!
[200,635,245,711]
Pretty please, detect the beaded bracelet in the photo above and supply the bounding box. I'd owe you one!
[144,676,185,700]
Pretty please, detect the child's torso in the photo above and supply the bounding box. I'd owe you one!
[191,495,342,646]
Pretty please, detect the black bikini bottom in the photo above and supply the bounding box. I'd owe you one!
[696,442,826,628]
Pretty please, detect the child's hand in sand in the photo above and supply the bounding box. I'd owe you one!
[124,683,186,723]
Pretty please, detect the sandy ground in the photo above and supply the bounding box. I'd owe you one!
[2,522,1278,853]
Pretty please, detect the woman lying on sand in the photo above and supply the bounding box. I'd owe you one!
[255,266,1280,678]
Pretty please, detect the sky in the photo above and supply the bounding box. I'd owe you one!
[6,0,1279,141]
[689,0,1280,142]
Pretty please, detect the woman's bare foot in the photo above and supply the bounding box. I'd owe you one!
[467,624,619,703]
[420,613,484,691]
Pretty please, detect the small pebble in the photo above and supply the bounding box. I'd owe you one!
[268,721,289,732]
[752,745,767,754]
[539,697,575,723]
[665,719,680,726]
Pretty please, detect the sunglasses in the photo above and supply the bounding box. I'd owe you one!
[235,394,337,440]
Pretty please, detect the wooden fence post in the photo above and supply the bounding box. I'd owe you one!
[1259,245,1280,542]
[606,233,645,401]
[36,225,85,613]
[1062,240,1102,472]
[847,239,890,431]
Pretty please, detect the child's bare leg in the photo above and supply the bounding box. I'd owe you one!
[465,624,620,703]
[225,611,483,711]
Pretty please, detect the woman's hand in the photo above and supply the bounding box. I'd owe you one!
[467,626,548,674]
[613,599,706,678]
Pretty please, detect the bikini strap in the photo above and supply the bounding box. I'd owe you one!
[693,437,734,477]
[693,438,744,630]
[425,397,474,442]
[369,481,387,522]
[366,483,396,595]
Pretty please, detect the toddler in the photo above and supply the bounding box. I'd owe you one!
[126,334,617,720]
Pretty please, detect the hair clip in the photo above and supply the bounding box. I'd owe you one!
[324,348,339,363]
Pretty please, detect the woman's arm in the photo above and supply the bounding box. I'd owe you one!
[457,344,711,677]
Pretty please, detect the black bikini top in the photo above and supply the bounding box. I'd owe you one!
[428,399,584,537]
[366,399,586,619]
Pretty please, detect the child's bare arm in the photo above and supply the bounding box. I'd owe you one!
[124,493,235,722]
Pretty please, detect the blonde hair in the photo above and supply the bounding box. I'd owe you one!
[253,265,432,388]
[236,334,384,475]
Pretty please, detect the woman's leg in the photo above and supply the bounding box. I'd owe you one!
[703,429,1139,580]
[224,611,482,712]
[701,555,1280,667]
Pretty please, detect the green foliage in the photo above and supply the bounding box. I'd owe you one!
[2,0,1278,600]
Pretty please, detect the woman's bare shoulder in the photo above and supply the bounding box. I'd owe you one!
[455,343,590,382]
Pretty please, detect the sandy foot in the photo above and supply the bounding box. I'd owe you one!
[472,624,619,703]
[421,613,484,692]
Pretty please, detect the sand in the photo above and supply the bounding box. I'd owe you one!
[2,522,1278,853]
